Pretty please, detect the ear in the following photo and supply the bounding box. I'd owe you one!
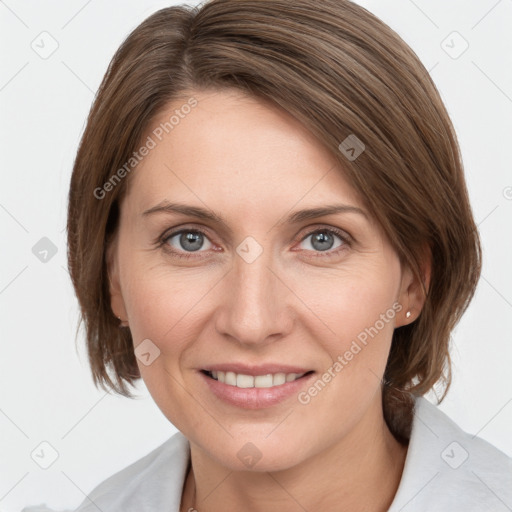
[396,245,431,327]
[106,236,128,324]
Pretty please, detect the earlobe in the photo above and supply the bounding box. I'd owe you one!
[398,246,432,326]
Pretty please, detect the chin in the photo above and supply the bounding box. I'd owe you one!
[196,431,312,473]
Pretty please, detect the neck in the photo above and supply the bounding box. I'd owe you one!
[180,393,408,512]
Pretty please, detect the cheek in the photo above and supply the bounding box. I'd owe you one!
[121,265,217,365]
[293,262,399,347]
[338,281,398,352]
[288,264,401,411]
[121,272,208,430]
[293,272,400,418]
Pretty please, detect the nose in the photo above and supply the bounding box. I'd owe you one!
[214,242,294,347]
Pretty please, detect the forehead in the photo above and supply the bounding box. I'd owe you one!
[122,89,363,221]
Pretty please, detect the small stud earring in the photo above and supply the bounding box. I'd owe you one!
[406,311,411,319]
[116,315,129,327]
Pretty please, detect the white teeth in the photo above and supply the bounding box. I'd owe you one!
[272,373,286,386]
[208,370,307,388]
[237,374,254,388]
[254,374,273,388]
[225,371,237,386]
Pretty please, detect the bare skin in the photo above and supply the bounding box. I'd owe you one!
[107,88,429,512]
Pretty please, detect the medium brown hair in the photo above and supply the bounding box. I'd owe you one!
[67,0,481,441]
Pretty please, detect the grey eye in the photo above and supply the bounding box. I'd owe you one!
[299,230,343,252]
[167,230,213,252]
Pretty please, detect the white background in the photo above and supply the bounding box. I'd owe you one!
[1,0,511,510]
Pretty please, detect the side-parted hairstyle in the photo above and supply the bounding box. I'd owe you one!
[67,0,481,441]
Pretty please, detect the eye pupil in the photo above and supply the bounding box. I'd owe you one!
[180,231,203,251]
[312,231,334,251]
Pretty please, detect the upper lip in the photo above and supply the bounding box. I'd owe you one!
[201,363,314,376]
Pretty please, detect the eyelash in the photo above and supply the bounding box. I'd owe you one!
[156,225,352,261]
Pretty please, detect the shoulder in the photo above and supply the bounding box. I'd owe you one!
[72,430,190,512]
[389,396,512,512]
[21,432,190,512]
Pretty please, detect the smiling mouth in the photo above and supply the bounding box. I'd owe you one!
[201,370,315,389]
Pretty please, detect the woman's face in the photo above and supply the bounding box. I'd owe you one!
[108,88,417,472]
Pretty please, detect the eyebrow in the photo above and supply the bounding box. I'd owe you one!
[142,201,368,227]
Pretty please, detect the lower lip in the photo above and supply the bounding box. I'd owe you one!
[199,371,315,409]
